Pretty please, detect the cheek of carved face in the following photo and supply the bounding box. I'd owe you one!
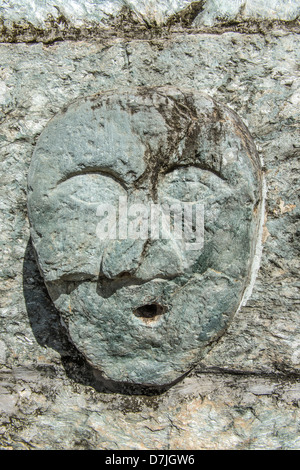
[27,87,262,386]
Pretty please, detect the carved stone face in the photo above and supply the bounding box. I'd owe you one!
[27,87,262,386]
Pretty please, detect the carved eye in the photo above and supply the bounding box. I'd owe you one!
[158,166,223,203]
[56,172,127,205]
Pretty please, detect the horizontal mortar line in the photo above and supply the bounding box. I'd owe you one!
[0,22,299,45]
[193,366,300,381]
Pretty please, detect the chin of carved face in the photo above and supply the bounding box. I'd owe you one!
[27,87,263,386]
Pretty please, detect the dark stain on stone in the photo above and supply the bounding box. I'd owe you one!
[166,0,206,28]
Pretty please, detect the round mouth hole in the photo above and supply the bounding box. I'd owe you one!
[133,303,166,323]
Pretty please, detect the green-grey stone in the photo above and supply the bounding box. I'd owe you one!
[27,87,263,385]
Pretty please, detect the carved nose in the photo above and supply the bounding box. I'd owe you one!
[101,238,144,279]
[101,237,183,280]
[134,238,183,280]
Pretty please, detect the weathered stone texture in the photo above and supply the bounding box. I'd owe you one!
[0,2,299,449]
[0,0,194,27]
[1,0,299,28]
[194,0,300,26]
[0,367,299,450]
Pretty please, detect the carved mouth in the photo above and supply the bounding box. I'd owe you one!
[133,303,166,324]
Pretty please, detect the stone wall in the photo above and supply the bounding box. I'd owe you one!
[0,0,299,449]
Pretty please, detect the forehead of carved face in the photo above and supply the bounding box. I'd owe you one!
[28,87,262,386]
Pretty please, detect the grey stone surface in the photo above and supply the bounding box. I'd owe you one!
[1,0,299,28]
[27,87,262,385]
[0,367,299,450]
[0,4,299,449]
[0,0,194,27]
[0,341,6,364]
[194,0,300,26]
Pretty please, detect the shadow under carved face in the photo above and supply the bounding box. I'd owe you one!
[27,87,263,386]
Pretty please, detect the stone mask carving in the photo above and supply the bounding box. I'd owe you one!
[27,87,263,386]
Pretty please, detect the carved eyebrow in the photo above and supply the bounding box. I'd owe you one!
[164,163,227,182]
[56,167,128,190]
